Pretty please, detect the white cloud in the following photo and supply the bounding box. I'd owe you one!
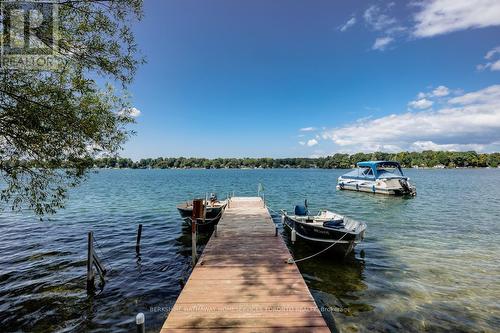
[372,37,393,50]
[358,2,500,50]
[413,0,500,38]
[408,98,433,109]
[492,60,500,71]
[299,141,306,146]
[363,5,404,50]
[476,62,500,71]
[119,107,141,118]
[299,127,316,132]
[485,46,500,59]
[411,141,487,152]
[307,139,318,147]
[477,63,489,71]
[321,84,500,152]
[414,85,450,100]
[448,84,500,104]
[478,46,500,71]
[364,5,397,31]
[340,17,356,32]
[432,85,450,97]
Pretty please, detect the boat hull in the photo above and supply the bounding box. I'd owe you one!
[283,215,364,256]
[336,177,416,196]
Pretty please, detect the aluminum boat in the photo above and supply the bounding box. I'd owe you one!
[282,204,366,256]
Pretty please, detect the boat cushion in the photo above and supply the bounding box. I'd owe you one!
[323,219,344,228]
[294,205,308,216]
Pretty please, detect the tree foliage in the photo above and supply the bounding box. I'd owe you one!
[0,0,144,215]
[93,151,500,170]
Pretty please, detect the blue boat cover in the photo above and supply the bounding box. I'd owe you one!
[341,161,404,180]
[294,205,308,216]
[323,220,344,228]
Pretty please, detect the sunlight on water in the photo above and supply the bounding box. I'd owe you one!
[0,169,499,332]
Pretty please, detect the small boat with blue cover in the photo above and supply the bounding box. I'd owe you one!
[337,161,416,196]
[282,203,366,256]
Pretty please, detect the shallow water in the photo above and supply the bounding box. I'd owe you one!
[0,169,499,332]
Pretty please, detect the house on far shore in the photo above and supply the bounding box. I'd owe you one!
[433,164,446,169]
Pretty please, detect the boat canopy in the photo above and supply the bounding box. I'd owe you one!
[340,161,404,180]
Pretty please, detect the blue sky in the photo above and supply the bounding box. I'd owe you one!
[122,0,500,159]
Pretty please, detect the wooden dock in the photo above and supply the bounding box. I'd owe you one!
[161,197,330,332]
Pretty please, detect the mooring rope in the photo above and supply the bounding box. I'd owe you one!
[265,205,355,264]
[286,230,351,264]
[266,206,282,218]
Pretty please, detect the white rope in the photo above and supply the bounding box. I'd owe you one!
[286,230,352,264]
[266,206,281,216]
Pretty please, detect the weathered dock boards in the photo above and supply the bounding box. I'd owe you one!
[161,197,329,332]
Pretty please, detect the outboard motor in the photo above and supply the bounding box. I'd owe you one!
[294,205,309,216]
[399,179,416,196]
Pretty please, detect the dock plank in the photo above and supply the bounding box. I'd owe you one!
[161,197,329,331]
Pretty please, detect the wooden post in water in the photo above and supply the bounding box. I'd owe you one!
[191,199,204,266]
[136,224,143,254]
[86,231,95,293]
[86,231,107,293]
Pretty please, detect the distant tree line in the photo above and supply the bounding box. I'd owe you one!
[92,151,500,169]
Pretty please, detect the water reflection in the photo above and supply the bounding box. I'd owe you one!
[283,232,369,309]
[1,169,499,332]
[175,222,213,262]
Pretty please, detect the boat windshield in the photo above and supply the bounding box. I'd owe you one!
[356,167,374,177]
[361,167,374,176]
[377,164,403,176]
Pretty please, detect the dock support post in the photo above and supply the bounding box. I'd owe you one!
[136,224,143,254]
[191,219,197,266]
[191,199,204,266]
[203,193,207,224]
[86,231,95,293]
[136,313,145,333]
[275,225,278,237]
[214,225,218,237]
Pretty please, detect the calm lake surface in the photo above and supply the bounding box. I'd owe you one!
[1,169,499,332]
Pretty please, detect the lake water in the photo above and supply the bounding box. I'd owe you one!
[1,169,499,332]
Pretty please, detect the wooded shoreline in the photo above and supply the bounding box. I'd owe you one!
[93,151,500,169]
